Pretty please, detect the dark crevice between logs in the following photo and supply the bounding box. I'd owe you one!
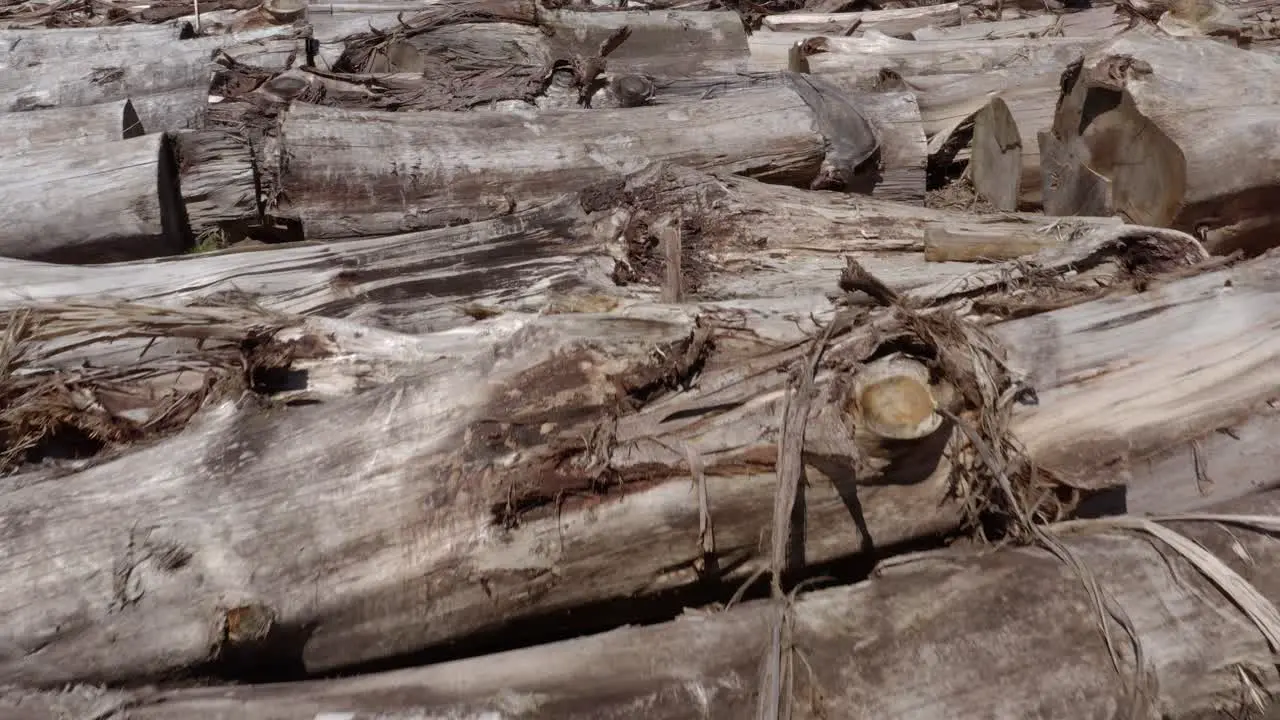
[190,531,960,686]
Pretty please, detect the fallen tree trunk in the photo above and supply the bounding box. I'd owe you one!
[761,3,964,36]
[0,166,1094,330]
[0,134,189,263]
[24,488,1279,720]
[8,238,1278,688]
[2,99,143,152]
[750,30,1103,76]
[1042,30,1280,255]
[272,81,877,237]
[0,26,306,116]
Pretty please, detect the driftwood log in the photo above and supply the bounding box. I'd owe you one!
[750,31,1103,76]
[271,79,892,237]
[1041,29,1280,255]
[760,3,964,36]
[6,486,1280,719]
[0,167,1110,330]
[9,234,1280,688]
[0,133,188,263]
[910,7,1128,41]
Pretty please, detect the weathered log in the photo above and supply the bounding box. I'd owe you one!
[0,134,189,263]
[910,6,1128,40]
[12,488,1280,720]
[761,3,964,36]
[0,26,304,125]
[171,130,261,238]
[2,90,207,151]
[258,65,926,204]
[0,167,1062,331]
[968,74,1061,210]
[923,215,1122,261]
[272,81,875,237]
[540,9,749,77]
[749,30,1103,76]
[0,25,185,65]
[1,99,143,152]
[3,229,1269,688]
[1043,29,1280,255]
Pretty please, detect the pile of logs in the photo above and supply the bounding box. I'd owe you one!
[2,0,1280,716]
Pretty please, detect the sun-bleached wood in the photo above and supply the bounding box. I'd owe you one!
[0,167,1089,330]
[1043,30,1280,255]
[7,231,1276,687]
[273,88,833,237]
[7,485,1279,718]
[1,99,141,152]
[0,133,187,263]
[760,3,963,36]
[749,30,1104,76]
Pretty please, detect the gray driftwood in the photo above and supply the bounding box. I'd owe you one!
[272,80,886,237]
[5,487,1280,719]
[6,235,1280,687]
[0,167,1104,331]
[0,133,188,263]
[1041,29,1280,255]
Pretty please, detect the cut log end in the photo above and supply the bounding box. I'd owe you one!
[971,97,1022,212]
[851,355,940,441]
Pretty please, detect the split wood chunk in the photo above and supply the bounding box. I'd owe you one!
[1042,30,1280,255]
[15,488,1280,719]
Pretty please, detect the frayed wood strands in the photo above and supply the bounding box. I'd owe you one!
[0,302,304,475]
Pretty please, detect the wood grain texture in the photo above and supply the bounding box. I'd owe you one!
[8,488,1280,719]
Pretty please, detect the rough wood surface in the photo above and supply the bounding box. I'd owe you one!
[172,130,260,238]
[0,220,1254,688]
[910,7,1129,40]
[1,99,141,152]
[1043,29,1280,255]
[750,30,1102,76]
[8,488,1280,719]
[760,3,964,36]
[272,85,840,237]
[0,167,1092,331]
[0,133,188,263]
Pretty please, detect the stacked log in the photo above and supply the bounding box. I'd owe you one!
[2,0,1280,718]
